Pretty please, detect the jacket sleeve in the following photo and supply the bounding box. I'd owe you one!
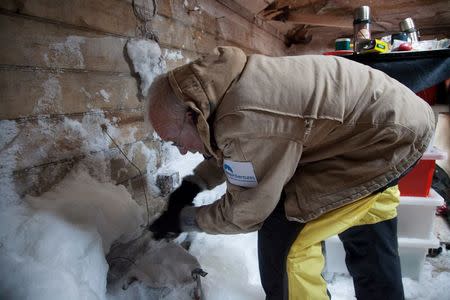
[195,136,303,234]
[186,157,226,190]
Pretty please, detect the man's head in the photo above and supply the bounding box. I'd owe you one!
[147,75,206,155]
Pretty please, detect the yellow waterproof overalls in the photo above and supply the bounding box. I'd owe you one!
[286,185,401,299]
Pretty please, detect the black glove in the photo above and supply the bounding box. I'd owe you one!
[149,180,202,239]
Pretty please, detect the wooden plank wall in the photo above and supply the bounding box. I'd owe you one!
[0,0,287,200]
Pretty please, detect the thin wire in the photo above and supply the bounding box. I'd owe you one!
[108,256,137,265]
[101,125,150,228]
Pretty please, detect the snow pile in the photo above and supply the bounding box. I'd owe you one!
[0,166,144,300]
[0,209,107,300]
[26,166,145,251]
[126,39,164,97]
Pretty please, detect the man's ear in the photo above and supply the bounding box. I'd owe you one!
[186,109,198,124]
[186,109,194,118]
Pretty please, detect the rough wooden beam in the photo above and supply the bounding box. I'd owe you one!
[215,0,255,22]
[214,0,284,41]
[287,12,352,28]
[0,0,138,37]
[0,68,140,119]
[233,0,273,15]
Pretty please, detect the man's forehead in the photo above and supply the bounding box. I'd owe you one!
[151,118,178,141]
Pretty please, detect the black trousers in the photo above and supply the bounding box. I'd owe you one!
[258,199,405,300]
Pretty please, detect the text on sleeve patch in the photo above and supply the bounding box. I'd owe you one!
[223,159,258,188]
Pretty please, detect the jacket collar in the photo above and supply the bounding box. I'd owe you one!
[167,46,247,160]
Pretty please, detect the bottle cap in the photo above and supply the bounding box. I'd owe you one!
[354,6,370,23]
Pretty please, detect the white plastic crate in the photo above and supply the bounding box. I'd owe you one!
[397,188,444,239]
[398,237,440,280]
[325,235,440,280]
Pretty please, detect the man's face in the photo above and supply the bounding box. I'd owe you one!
[151,109,207,156]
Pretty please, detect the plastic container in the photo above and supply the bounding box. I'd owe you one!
[325,235,439,280]
[398,147,447,196]
[335,38,351,50]
[398,237,439,280]
[397,188,444,238]
[416,85,438,105]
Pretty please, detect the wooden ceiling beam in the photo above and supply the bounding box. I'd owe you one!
[264,11,353,29]
[215,0,285,40]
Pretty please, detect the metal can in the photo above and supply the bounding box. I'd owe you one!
[353,6,371,53]
[399,18,420,42]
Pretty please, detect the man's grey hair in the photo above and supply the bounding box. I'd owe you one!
[145,74,187,132]
[144,74,165,131]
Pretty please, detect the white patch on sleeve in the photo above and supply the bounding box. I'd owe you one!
[223,159,258,188]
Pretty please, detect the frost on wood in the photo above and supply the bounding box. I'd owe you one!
[162,49,184,61]
[44,36,86,68]
[33,75,63,115]
[0,120,21,207]
[99,89,111,102]
[4,109,149,197]
[126,39,164,97]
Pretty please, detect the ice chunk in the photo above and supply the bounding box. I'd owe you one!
[126,39,164,97]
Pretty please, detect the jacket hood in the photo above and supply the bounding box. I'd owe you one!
[167,46,247,159]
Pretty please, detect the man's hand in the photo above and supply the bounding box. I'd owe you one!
[149,180,202,239]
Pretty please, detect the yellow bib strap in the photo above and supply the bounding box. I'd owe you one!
[286,186,400,300]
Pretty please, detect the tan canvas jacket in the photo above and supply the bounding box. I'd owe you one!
[168,47,435,234]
